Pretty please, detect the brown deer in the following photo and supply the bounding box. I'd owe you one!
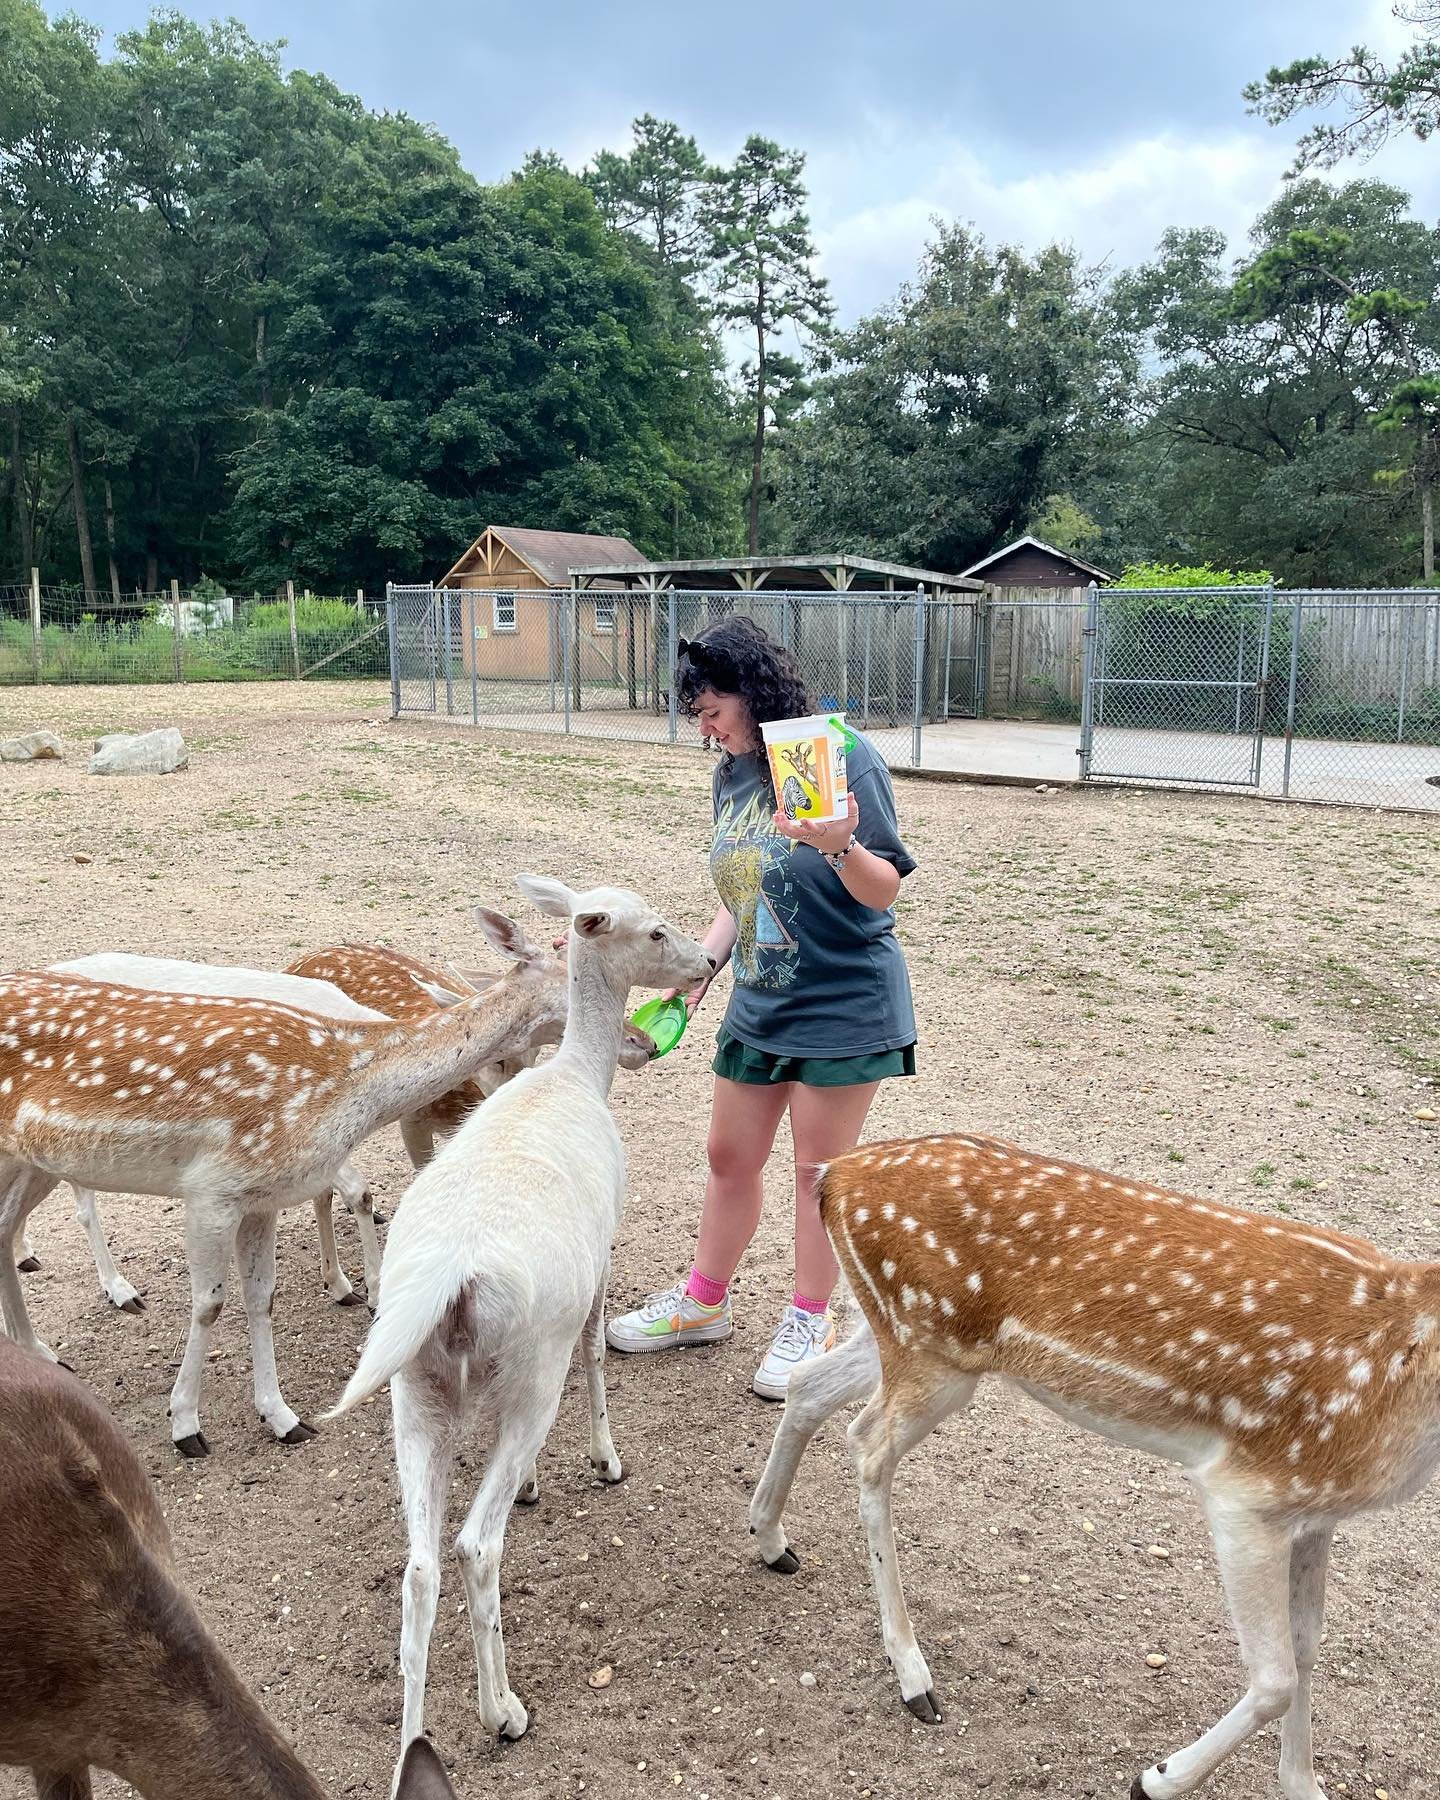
[748,1131,1440,1800]
[0,913,567,1457]
[0,1334,462,1800]
[284,941,655,1172]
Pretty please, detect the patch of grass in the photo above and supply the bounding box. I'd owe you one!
[1251,1162,1277,1188]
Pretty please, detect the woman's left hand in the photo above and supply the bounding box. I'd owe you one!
[772,791,859,855]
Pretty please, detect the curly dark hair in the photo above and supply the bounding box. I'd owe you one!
[674,615,813,798]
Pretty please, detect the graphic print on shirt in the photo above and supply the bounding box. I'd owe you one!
[712,785,799,989]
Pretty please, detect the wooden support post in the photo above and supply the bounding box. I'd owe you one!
[170,578,184,683]
[286,579,300,679]
[29,567,41,684]
[356,588,364,612]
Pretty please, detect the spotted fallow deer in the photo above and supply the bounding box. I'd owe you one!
[748,1131,1440,1800]
[0,915,567,1457]
[0,1335,462,1800]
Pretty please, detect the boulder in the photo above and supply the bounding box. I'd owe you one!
[86,727,188,777]
[0,730,64,762]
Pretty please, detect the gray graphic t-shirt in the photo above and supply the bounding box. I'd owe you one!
[710,731,917,1057]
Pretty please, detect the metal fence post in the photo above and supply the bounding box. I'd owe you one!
[170,579,184,683]
[1077,582,1099,777]
[29,567,41,684]
[1397,602,1412,743]
[470,595,479,726]
[667,591,679,745]
[1281,596,1301,798]
[286,580,300,679]
[441,588,454,716]
[911,586,926,767]
[562,592,572,736]
[386,583,400,716]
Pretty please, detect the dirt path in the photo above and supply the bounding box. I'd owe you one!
[1,681,1436,1800]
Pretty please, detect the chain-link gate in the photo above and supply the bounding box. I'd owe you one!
[1080,586,1276,787]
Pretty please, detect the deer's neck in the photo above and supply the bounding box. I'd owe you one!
[119,1623,328,1800]
[550,943,626,1097]
[348,981,538,1136]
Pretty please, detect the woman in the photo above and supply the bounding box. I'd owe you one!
[607,615,917,1399]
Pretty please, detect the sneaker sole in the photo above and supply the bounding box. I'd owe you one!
[606,1320,734,1354]
[750,1370,789,1401]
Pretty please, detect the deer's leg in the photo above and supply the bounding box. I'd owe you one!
[72,1185,144,1313]
[312,1190,359,1307]
[16,1225,39,1272]
[1277,1524,1334,1800]
[581,1262,622,1485]
[392,1362,459,1772]
[34,1771,93,1800]
[750,1318,880,1572]
[399,1114,436,1171]
[169,1207,237,1456]
[454,1345,567,1741]
[1135,1505,1297,1799]
[236,1209,314,1446]
[349,1178,383,1308]
[847,1366,978,1725]
[0,1163,60,1355]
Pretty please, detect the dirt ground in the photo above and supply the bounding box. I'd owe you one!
[1,680,1437,1800]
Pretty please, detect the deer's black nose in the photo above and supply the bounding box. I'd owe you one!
[705,955,718,972]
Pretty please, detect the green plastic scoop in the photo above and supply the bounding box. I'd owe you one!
[627,994,689,1060]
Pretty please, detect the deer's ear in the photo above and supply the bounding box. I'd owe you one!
[573,910,612,938]
[408,974,468,1009]
[515,874,574,919]
[393,1737,459,1800]
[473,907,545,963]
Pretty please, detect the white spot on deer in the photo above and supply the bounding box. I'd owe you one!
[854,1206,870,1225]
[1347,1358,1373,1387]
[881,1259,897,1282]
[966,1272,982,1294]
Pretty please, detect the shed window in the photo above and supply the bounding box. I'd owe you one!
[492,592,518,634]
[594,596,616,634]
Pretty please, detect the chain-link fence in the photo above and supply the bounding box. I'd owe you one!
[389,586,976,770]
[0,584,390,684]
[1079,586,1440,812]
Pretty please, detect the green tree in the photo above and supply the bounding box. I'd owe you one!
[703,136,832,553]
[775,224,1127,572]
[1245,4,1440,172]
[1114,182,1440,585]
[587,115,714,279]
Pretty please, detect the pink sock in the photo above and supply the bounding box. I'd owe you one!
[793,1290,830,1316]
[686,1267,729,1308]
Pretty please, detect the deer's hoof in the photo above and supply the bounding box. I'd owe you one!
[903,1689,942,1725]
[119,1294,147,1315]
[336,1289,364,1308]
[16,1254,40,1273]
[515,1482,540,1507]
[281,1421,319,1446]
[764,1547,801,1575]
[175,1432,210,1459]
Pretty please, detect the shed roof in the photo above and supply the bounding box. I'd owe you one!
[439,525,645,589]
[958,535,1114,583]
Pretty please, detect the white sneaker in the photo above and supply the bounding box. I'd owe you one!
[752,1304,837,1401]
[606,1280,734,1353]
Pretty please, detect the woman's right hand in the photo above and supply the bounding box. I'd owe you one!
[663,972,714,1019]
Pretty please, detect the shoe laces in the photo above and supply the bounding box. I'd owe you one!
[770,1304,826,1360]
[636,1280,689,1322]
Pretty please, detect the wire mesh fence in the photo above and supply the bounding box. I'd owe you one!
[388,586,976,771]
[0,584,391,685]
[1079,586,1440,812]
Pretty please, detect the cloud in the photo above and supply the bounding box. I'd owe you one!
[814,117,1440,319]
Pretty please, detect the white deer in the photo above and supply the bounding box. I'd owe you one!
[0,911,570,1456]
[748,1130,1440,1800]
[328,876,714,1769]
[24,940,653,1314]
[0,1334,462,1800]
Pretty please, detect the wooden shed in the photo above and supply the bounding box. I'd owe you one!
[435,525,644,681]
[960,535,1113,589]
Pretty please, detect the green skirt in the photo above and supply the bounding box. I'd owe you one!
[712,1026,916,1089]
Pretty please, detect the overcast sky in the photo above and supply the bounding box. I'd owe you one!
[75,0,1440,322]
